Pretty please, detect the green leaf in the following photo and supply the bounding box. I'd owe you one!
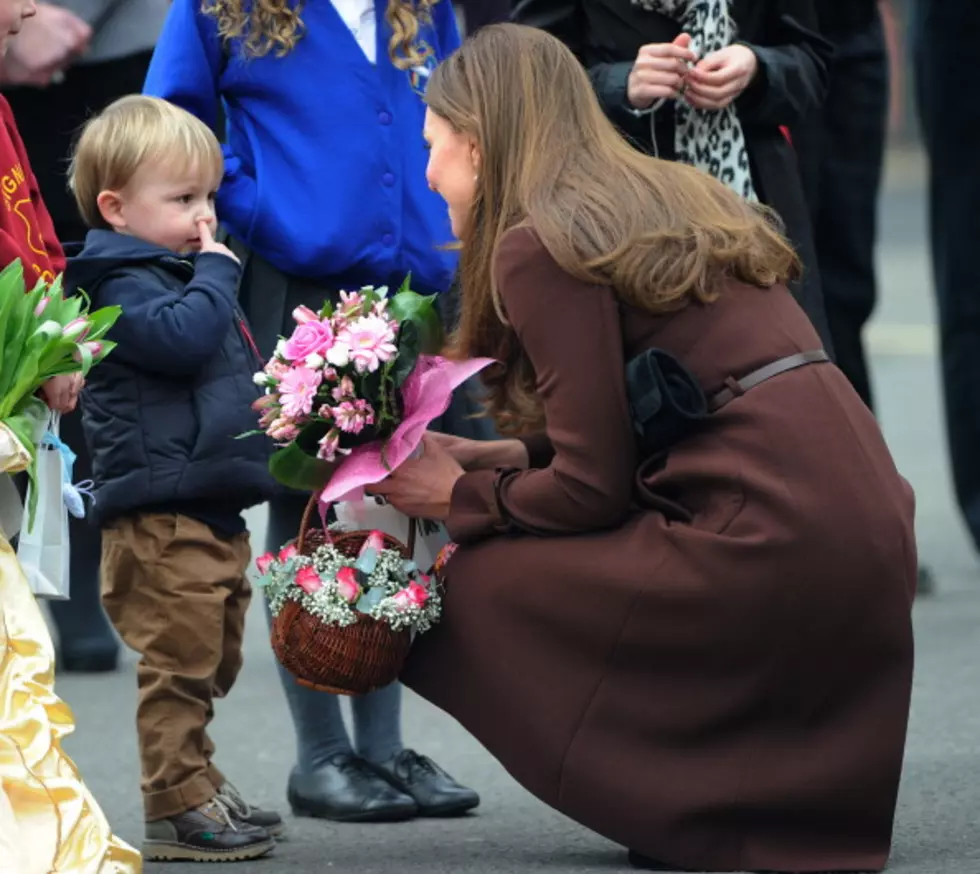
[390,321,421,387]
[268,442,335,491]
[389,288,443,355]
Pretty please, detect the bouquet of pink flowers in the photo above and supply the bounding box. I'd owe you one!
[247,278,490,693]
[249,277,490,505]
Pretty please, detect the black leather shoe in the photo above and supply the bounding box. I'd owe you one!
[370,749,480,817]
[287,754,418,822]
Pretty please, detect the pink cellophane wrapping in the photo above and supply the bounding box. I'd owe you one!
[318,354,494,510]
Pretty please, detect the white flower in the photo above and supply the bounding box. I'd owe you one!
[253,372,269,386]
[275,338,289,359]
[305,352,325,370]
[326,341,351,368]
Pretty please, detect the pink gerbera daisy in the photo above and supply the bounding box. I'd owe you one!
[278,366,322,418]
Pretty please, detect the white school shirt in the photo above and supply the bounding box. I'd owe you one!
[333,0,376,63]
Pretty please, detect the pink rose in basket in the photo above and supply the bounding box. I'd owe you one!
[392,581,429,612]
[282,320,335,362]
[256,552,275,576]
[295,566,324,594]
[335,567,362,602]
[358,530,386,557]
[279,543,299,563]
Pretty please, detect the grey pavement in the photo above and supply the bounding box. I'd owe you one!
[52,148,979,873]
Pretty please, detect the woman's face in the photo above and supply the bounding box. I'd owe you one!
[424,108,479,239]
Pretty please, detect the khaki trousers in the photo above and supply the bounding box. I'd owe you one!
[101,513,251,821]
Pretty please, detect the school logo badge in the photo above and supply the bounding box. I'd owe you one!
[408,40,437,96]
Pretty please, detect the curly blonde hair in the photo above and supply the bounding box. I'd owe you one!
[202,0,438,66]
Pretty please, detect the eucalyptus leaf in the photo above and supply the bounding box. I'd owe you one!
[354,547,378,575]
[355,587,385,613]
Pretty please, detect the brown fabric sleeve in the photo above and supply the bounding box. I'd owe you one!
[519,432,556,469]
[445,228,637,544]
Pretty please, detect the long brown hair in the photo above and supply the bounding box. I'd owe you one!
[425,23,801,433]
[204,0,438,67]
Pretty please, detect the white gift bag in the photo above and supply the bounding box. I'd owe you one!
[17,414,71,600]
[334,498,449,572]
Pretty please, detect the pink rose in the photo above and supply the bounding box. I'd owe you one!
[405,581,430,608]
[282,321,334,362]
[335,567,362,602]
[358,530,386,557]
[295,566,323,594]
[279,543,299,563]
[255,552,275,575]
[293,305,319,325]
[391,590,413,611]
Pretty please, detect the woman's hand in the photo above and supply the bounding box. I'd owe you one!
[427,431,531,472]
[367,434,465,521]
[40,373,83,414]
[627,34,698,110]
[425,432,480,469]
[684,45,758,110]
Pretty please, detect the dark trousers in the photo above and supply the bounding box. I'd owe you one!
[911,0,980,552]
[798,14,888,411]
[4,51,154,653]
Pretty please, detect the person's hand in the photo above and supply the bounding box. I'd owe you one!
[425,432,486,471]
[0,3,91,87]
[684,44,758,110]
[197,219,240,264]
[626,34,698,110]
[366,434,465,521]
[40,373,83,414]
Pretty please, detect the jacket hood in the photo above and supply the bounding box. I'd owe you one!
[65,230,190,296]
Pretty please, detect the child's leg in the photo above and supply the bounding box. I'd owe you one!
[207,546,251,789]
[204,543,285,836]
[352,682,404,764]
[101,514,273,860]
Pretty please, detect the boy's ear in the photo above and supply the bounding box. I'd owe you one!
[96,190,126,230]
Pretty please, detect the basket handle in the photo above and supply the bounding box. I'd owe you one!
[298,494,417,558]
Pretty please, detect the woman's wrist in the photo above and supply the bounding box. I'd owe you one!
[468,438,529,471]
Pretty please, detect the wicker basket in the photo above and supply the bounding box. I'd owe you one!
[270,496,417,696]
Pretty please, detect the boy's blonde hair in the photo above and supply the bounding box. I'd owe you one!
[203,0,438,70]
[69,95,224,230]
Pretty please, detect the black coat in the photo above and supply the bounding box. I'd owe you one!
[67,231,277,530]
[511,0,833,347]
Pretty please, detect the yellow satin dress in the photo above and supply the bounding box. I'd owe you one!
[0,426,141,873]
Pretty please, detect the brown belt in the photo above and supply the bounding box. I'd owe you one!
[708,349,830,412]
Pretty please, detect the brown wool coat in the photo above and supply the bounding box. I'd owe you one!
[401,227,916,873]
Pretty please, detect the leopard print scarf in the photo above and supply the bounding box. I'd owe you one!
[631,0,757,201]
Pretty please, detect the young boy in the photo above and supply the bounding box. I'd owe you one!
[67,94,281,863]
